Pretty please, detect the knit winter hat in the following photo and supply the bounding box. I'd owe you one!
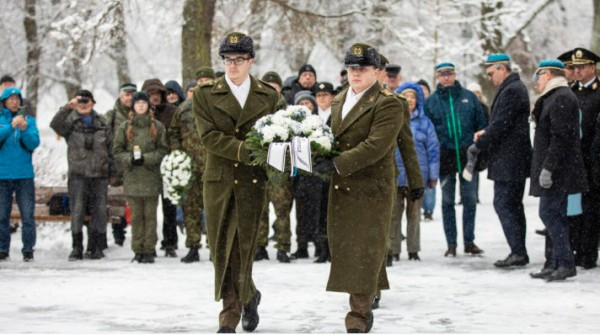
[132,91,150,104]
[298,64,317,78]
[75,89,95,103]
[294,90,317,107]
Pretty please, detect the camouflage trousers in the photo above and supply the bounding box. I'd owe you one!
[182,173,204,249]
[257,172,293,251]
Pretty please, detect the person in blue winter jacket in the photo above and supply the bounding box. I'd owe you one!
[0,87,40,262]
[389,82,439,262]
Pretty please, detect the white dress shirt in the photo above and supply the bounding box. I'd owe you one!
[318,107,331,124]
[341,81,376,120]
[225,74,251,109]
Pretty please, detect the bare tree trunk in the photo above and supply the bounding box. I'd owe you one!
[24,0,40,116]
[591,0,600,55]
[181,0,215,85]
[109,0,131,85]
[478,0,504,103]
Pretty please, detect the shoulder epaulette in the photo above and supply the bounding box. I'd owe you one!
[199,80,215,88]
[381,88,393,96]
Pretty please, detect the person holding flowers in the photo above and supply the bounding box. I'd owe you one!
[113,91,168,264]
[192,32,280,333]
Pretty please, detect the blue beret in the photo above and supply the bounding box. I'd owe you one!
[485,53,511,65]
[435,62,455,72]
[537,59,564,71]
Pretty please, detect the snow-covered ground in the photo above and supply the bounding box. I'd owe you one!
[1,176,599,334]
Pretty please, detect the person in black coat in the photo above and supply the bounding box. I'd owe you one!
[569,47,600,269]
[283,64,317,105]
[528,60,588,282]
[469,54,532,268]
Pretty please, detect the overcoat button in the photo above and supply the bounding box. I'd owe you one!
[346,187,350,191]
[252,179,258,183]
[235,128,240,133]
[234,180,239,184]
[334,185,339,189]
[346,144,350,147]
[234,163,239,167]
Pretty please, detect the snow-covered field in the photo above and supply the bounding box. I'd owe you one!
[1,176,599,334]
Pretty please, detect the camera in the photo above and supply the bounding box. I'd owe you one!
[84,135,94,150]
[78,97,90,104]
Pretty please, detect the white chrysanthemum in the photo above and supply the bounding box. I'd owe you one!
[271,124,290,141]
[254,115,272,129]
[260,126,276,143]
[303,115,323,129]
[314,136,332,151]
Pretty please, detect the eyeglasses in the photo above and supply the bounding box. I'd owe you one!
[222,57,250,66]
[5,96,20,102]
[438,72,455,78]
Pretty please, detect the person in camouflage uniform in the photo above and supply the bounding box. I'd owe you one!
[255,71,294,263]
[169,93,206,263]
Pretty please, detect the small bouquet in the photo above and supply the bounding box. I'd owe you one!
[160,150,193,205]
[245,105,336,170]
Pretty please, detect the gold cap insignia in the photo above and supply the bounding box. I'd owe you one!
[229,35,239,44]
[353,46,363,56]
[575,49,583,59]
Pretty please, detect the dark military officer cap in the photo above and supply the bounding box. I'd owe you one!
[313,82,336,95]
[386,64,402,76]
[571,47,600,65]
[262,71,282,87]
[344,43,380,68]
[195,66,215,80]
[218,32,255,58]
[557,50,574,66]
[378,54,389,70]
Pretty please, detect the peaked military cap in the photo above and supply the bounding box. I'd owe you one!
[313,82,336,95]
[571,47,600,65]
[195,67,215,80]
[344,43,380,68]
[435,62,456,72]
[218,32,255,58]
[385,64,401,76]
[485,53,511,65]
[262,71,282,87]
[557,50,574,66]
[378,54,389,70]
[119,83,137,92]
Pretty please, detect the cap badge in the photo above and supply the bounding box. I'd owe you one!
[576,49,583,59]
[353,46,363,56]
[229,35,239,44]
[319,84,325,89]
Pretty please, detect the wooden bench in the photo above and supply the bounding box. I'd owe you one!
[10,186,126,223]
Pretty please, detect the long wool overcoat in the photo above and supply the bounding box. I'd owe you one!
[193,76,279,304]
[326,81,404,294]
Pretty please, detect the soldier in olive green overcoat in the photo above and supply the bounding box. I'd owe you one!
[312,43,405,333]
[192,32,280,333]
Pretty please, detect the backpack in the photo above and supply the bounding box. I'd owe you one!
[47,192,70,215]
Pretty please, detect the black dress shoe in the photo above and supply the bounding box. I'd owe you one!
[347,329,362,333]
[529,267,554,279]
[546,266,577,282]
[254,246,269,261]
[165,247,177,258]
[242,290,261,332]
[216,326,236,333]
[386,254,393,267]
[290,248,309,259]
[408,252,420,261]
[494,254,529,268]
[276,250,291,263]
[392,253,400,261]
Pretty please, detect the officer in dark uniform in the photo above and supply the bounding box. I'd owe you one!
[570,47,600,269]
[193,32,280,333]
[557,50,576,85]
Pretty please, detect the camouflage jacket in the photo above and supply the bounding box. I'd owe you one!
[168,99,206,173]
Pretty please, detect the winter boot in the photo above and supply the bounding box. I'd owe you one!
[386,254,393,267]
[165,246,178,258]
[68,232,84,261]
[181,247,200,263]
[290,242,309,259]
[131,253,143,263]
[90,233,105,260]
[254,246,269,261]
[314,239,330,263]
[242,290,261,331]
[140,252,155,264]
[276,250,291,263]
